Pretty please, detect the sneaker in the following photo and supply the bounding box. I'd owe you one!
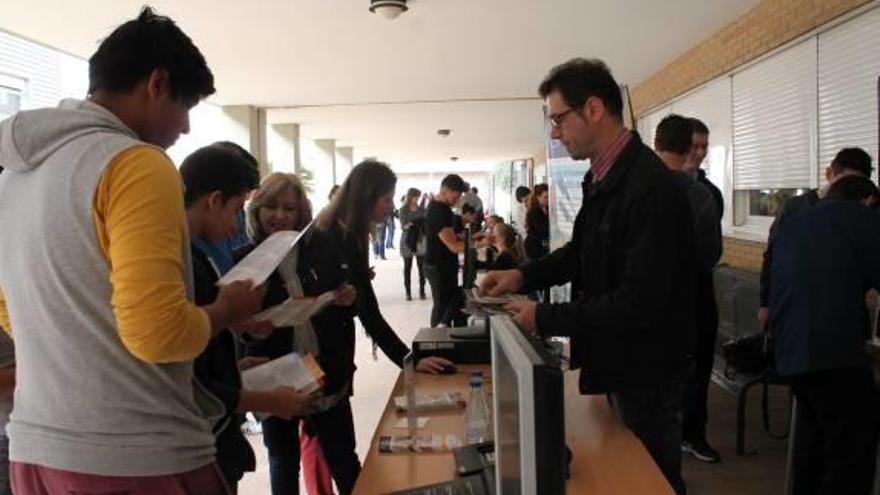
[682,440,721,463]
[406,291,413,301]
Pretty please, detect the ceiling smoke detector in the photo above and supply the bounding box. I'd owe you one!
[369,0,408,20]
[437,129,451,137]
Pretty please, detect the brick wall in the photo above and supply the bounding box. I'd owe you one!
[632,0,872,272]
[722,237,765,273]
[630,0,872,116]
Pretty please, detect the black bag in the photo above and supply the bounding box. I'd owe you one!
[722,333,772,377]
[405,217,424,253]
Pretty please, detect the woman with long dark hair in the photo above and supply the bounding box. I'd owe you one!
[307,160,453,492]
[399,187,427,300]
[524,183,550,261]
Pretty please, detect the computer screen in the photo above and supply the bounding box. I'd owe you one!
[490,315,566,495]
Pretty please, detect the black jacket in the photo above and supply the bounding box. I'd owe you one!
[771,200,880,375]
[524,207,550,261]
[191,245,256,484]
[521,133,697,393]
[759,189,820,307]
[242,224,411,396]
[697,169,724,218]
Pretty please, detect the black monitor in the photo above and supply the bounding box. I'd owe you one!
[490,315,566,495]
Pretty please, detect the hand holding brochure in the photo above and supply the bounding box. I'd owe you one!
[241,352,325,395]
[253,291,336,327]
[218,224,311,287]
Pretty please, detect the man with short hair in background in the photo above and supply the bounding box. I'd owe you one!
[771,175,880,495]
[685,118,723,216]
[425,174,469,327]
[0,8,263,493]
[759,147,874,329]
[654,114,723,463]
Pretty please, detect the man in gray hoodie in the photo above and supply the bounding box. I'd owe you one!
[654,114,723,463]
[0,8,262,494]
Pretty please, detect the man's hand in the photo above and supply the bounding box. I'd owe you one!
[333,284,356,307]
[209,281,265,330]
[238,356,270,371]
[480,269,524,297]
[230,317,274,339]
[415,356,455,375]
[269,386,320,419]
[505,300,538,334]
[758,307,770,333]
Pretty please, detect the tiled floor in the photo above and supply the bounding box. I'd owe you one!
[240,243,791,494]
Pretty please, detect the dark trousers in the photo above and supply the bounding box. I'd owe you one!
[262,400,361,495]
[403,255,425,294]
[610,377,687,495]
[682,273,719,443]
[424,263,465,327]
[790,368,879,495]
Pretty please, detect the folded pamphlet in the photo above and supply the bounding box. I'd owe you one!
[218,224,311,287]
[393,392,465,412]
[241,352,325,395]
[253,291,336,327]
[378,433,462,454]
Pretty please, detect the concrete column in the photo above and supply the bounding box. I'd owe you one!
[335,146,354,183]
[221,105,268,178]
[314,139,337,184]
[267,123,301,174]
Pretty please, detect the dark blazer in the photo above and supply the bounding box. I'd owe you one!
[771,200,880,375]
[520,133,697,394]
[191,245,256,484]
[760,189,820,307]
[238,235,355,397]
[524,207,550,260]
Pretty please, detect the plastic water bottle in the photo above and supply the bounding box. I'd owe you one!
[464,371,490,444]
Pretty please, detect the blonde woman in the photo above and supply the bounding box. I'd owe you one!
[241,172,353,495]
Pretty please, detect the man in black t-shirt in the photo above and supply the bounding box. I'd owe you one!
[425,174,469,327]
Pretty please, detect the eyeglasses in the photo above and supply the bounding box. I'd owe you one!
[548,108,577,128]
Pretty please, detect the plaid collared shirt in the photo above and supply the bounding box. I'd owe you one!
[589,130,632,184]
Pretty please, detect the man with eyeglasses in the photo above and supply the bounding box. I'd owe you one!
[481,58,696,495]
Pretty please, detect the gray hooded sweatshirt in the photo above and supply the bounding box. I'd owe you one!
[0,99,221,476]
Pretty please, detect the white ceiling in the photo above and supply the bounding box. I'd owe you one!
[0,0,760,166]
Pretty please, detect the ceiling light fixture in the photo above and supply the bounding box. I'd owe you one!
[369,0,408,20]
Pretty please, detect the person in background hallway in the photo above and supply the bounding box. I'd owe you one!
[310,160,455,491]
[0,167,9,495]
[653,114,723,463]
[481,58,695,495]
[462,186,484,230]
[399,188,427,301]
[513,185,531,236]
[685,118,723,217]
[371,216,387,260]
[240,172,350,495]
[425,174,471,327]
[182,144,321,492]
[524,183,550,261]
[455,203,479,234]
[385,206,396,250]
[488,223,524,271]
[0,332,14,495]
[771,175,880,495]
[0,8,264,494]
[759,147,874,330]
